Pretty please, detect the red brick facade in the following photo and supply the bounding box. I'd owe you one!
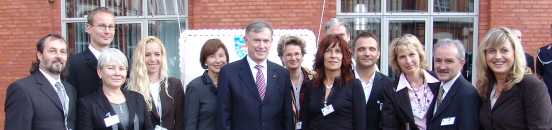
[1,0,552,128]
[0,0,61,128]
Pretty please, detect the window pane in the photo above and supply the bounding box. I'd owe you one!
[433,17,474,80]
[148,0,186,15]
[340,18,381,42]
[148,20,186,78]
[66,23,141,57]
[387,0,428,12]
[66,0,101,18]
[105,0,143,16]
[389,20,426,44]
[66,23,89,53]
[434,0,474,12]
[341,0,381,13]
[113,23,142,56]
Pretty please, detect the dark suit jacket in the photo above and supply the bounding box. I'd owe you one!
[302,78,366,130]
[365,72,392,130]
[67,49,101,98]
[185,71,219,130]
[217,57,294,130]
[479,75,552,130]
[77,89,152,130]
[427,75,480,130]
[4,72,77,130]
[150,77,185,130]
[526,53,535,72]
[382,74,440,130]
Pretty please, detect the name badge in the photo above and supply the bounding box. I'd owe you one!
[321,104,334,116]
[155,125,168,130]
[104,114,120,127]
[440,117,455,126]
[295,122,302,129]
[377,100,383,111]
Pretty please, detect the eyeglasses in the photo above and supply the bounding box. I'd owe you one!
[92,24,115,31]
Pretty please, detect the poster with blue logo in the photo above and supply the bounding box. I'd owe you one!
[179,29,316,86]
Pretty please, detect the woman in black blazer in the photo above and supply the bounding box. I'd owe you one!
[128,36,185,130]
[381,34,440,130]
[302,34,366,130]
[184,39,229,130]
[476,27,552,130]
[78,48,152,130]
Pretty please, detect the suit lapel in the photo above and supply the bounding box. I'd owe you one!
[396,88,415,122]
[238,58,262,102]
[64,82,76,121]
[367,73,383,106]
[432,80,459,120]
[265,62,280,102]
[124,91,137,129]
[34,72,64,113]
[83,49,98,71]
[492,85,517,110]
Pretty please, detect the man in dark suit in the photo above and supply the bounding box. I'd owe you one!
[429,39,480,130]
[66,7,115,98]
[512,29,536,72]
[351,32,392,130]
[218,21,294,130]
[5,34,77,130]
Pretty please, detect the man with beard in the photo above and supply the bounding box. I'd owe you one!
[5,34,77,130]
[427,39,480,130]
[66,7,116,98]
[351,32,392,130]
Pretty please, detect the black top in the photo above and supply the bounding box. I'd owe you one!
[184,71,219,130]
[77,88,153,130]
[67,49,101,98]
[302,78,366,130]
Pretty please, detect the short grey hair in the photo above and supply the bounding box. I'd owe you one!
[434,39,466,60]
[245,20,273,36]
[97,48,128,68]
[324,18,348,34]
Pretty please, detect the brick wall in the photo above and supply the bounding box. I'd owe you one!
[479,0,552,56]
[0,0,61,128]
[189,0,336,37]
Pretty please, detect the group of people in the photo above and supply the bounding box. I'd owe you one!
[4,7,552,130]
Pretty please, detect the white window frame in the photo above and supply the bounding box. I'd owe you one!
[60,0,188,41]
[337,0,479,81]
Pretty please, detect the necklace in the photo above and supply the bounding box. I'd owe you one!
[411,83,431,115]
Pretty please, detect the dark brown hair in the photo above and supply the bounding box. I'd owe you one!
[200,39,229,69]
[313,34,353,87]
[351,31,379,50]
[30,33,66,74]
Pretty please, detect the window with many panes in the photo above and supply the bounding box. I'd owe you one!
[62,0,186,78]
[337,0,477,81]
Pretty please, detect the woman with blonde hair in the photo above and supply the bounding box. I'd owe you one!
[476,27,552,130]
[382,34,440,130]
[128,36,184,130]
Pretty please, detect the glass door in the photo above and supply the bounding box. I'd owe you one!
[381,18,430,77]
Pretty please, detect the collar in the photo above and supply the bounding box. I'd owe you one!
[247,55,268,69]
[440,72,462,94]
[88,44,102,60]
[354,67,376,85]
[39,68,61,87]
[396,70,439,92]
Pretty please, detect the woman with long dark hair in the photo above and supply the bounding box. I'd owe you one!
[302,34,366,130]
